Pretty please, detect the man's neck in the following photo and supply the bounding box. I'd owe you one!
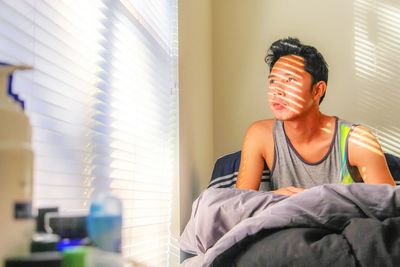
[283,110,330,144]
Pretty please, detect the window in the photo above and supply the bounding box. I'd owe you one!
[0,0,178,265]
[354,0,400,156]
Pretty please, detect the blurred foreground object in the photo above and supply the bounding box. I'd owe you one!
[87,194,122,253]
[0,64,34,267]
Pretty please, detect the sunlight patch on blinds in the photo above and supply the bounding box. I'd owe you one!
[0,0,178,265]
[354,0,400,156]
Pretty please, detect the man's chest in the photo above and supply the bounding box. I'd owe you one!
[264,134,334,167]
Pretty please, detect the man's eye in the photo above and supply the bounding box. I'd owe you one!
[287,77,296,82]
[269,79,276,84]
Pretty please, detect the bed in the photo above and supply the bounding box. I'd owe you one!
[180,151,400,266]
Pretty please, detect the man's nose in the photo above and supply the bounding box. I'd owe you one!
[272,82,286,96]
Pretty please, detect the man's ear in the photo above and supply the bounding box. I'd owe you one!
[313,81,327,100]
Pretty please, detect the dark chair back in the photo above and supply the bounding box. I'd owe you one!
[209,151,400,188]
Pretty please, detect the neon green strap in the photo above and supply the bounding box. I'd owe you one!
[339,123,355,184]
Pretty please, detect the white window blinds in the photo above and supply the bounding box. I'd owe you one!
[354,0,400,156]
[0,0,178,265]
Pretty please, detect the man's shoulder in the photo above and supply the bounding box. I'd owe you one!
[245,119,275,159]
[248,119,274,131]
[246,119,274,138]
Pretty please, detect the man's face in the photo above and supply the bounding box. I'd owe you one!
[268,55,316,121]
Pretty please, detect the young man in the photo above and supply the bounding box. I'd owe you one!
[236,37,396,195]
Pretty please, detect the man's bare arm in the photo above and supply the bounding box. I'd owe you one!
[348,126,396,186]
[236,123,265,190]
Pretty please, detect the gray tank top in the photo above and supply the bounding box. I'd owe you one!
[270,118,361,190]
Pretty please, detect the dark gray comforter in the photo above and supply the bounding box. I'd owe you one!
[180,184,400,266]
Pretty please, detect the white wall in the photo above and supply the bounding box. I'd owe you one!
[179,0,214,233]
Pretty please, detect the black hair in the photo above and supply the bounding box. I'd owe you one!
[265,37,329,104]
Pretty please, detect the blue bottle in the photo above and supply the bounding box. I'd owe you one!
[87,194,122,253]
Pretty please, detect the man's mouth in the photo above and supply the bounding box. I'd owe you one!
[271,101,287,110]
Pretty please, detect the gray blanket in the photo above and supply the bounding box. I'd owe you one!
[180,184,400,266]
